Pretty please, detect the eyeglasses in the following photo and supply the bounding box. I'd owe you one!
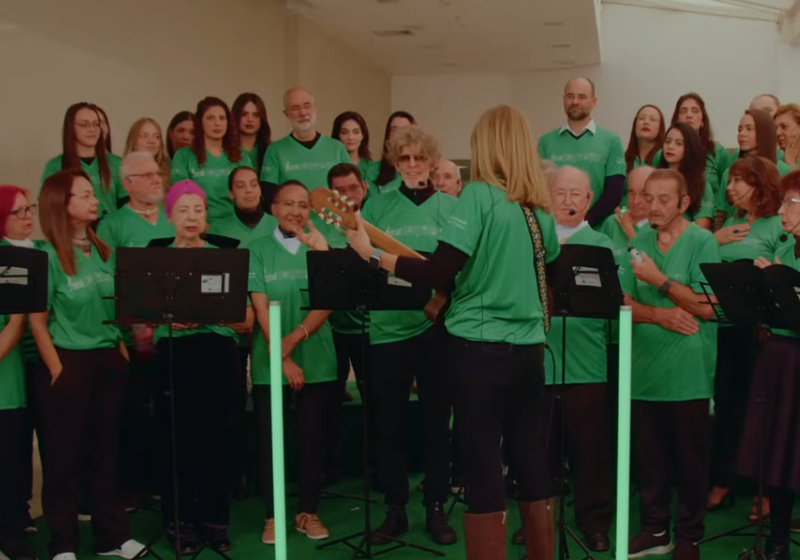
[75,121,101,130]
[9,204,36,218]
[126,172,162,181]
[275,200,309,210]
[397,154,428,165]
[781,197,800,207]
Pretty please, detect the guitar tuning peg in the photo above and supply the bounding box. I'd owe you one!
[326,218,334,225]
[340,195,348,202]
[317,212,325,220]
[347,200,355,207]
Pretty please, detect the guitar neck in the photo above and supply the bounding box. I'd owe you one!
[362,221,426,260]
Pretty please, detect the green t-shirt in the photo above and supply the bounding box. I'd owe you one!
[687,181,715,222]
[170,147,251,223]
[718,214,788,263]
[373,173,403,197]
[44,242,122,350]
[358,158,382,201]
[152,243,242,344]
[439,182,561,344]
[715,158,793,222]
[41,154,123,218]
[545,226,614,385]
[0,314,26,410]
[260,133,350,191]
[621,223,720,401]
[361,189,457,344]
[597,214,649,267]
[538,124,626,207]
[248,234,337,385]
[96,205,175,249]
[208,212,277,249]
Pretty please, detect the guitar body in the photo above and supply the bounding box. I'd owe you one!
[311,188,451,325]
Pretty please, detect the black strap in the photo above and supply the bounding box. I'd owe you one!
[521,206,551,333]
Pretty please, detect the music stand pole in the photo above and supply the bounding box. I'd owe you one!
[615,306,633,560]
[268,302,288,560]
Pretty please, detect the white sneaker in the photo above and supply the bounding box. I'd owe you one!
[97,539,147,559]
[53,554,77,560]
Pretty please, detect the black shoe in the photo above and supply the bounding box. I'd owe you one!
[199,523,231,552]
[585,533,610,552]
[0,535,36,560]
[370,505,408,545]
[425,503,457,545]
[628,531,674,558]
[166,522,199,555]
[512,527,525,545]
[790,518,800,534]
[671,541,699,560]
[767,540,791,560]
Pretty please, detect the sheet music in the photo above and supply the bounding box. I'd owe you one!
[0,266,29,286]
[574,266,602,288]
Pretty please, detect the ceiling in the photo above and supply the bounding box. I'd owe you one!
[286,0,603,75]
[604,0,795,21]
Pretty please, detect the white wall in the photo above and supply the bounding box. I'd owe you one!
[392,3,800,159]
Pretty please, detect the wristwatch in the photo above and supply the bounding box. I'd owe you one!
[369,249,383,269]
[659,277,673,297]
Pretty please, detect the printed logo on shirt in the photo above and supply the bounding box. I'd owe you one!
[189,167,233,179]
[263,269,307,283]
[549,153,604,164]
[448,216,468,230]
[283,161,340,173]
[67,271,113,291]
[385,225,441,238]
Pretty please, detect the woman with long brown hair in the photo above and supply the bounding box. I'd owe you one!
[715,109,793,226]
[669,92,731,192]
[171,97,248,222]
[95,105,114,155]
[625,105,665,172]
[232,93,271,177]
[331,111,379,194]
[123,118,170,184]
[29,169,144,560]
[166,112,194,159]
[41,103,123,219]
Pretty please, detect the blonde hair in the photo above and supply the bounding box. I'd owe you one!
[124,117,170,179]
[776,103,800,126]
[385,125,441,167]
[470,105,550,210]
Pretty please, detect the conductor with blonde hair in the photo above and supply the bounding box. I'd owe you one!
[347,105,560,560]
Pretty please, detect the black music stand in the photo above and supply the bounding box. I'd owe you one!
[114,247,249,560]
[698,262,800,560]
[307,249,444,559]
[545,244,623,560]
[0,246,48,313]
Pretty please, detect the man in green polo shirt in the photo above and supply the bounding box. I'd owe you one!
[538,78,626,226]
[599,165,655,266]
[540,166,615,553]
[621,169,719,560]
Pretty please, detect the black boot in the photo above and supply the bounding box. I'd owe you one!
[769,488,794,560]
[425,503,457,545]
[370,505,408,545]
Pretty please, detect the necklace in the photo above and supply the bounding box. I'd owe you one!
[129,205,158,216]
[72,235,91,253]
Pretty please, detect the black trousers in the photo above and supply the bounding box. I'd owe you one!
[34,347,130,556]
[711,326,759,488]
[155,334,240,529]
[634,399,710,544]
[22,361,39,505]
[252,381,339,518]
[371,328,451,507]
[545,383,613,535]
[448,334,550,514]
[118,346,155,500]
[0,408,31,538]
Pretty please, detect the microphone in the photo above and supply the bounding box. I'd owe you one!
[779,218,800,242]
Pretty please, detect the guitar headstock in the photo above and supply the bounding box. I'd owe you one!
[310,188,357,230]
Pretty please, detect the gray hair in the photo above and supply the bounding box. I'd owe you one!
[540,159,559,178]
[120,151,156,179]
[283,87,315,109]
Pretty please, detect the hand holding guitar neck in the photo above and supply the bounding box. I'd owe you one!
[310,187,450,324]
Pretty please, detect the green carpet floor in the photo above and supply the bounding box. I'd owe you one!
[25,477,785,560]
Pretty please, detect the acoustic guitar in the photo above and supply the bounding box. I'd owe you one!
[310,188,449,325]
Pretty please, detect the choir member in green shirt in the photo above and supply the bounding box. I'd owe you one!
[41,103,123,219]
[708,156,787,518]
[232,93,271,177]
[432,159,463,197]
[538,77,626,225]
[170,97,248,223]
[248,180,338,544]
[260,88,350,204]
[356,124,457,546]
[741,170,800,560]
[166,111,194,159]
[775,104,800,171]
[599,165,655,266]
[123,118,171,186]
[749,93,781,118]
[373,111,416,196]
[96,151,175,508]
[29,170,145,560]
[621,169,719,560]
[331,111,381,197]
[657,123,715,229]
[0,185,38,560]
[669,92,731,194]
[624,105,665,173]
[208,166,277,248]
[347,105,559,560]
[714,110,793,227]
[540,166,615,553]
[152,181,254,554]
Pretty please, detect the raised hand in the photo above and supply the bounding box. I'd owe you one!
[614,207,637,241]
[714,224,750,246]
[291,221,329,251]
[346,213,374,260]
